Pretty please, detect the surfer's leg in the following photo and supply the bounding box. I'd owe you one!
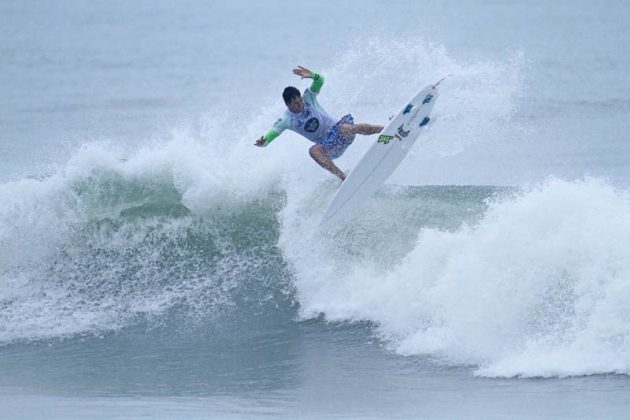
[340,123,383,138]
[309,144,346,181]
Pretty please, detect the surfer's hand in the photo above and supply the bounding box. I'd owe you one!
[293,66,312,79]
[255,136,266,147]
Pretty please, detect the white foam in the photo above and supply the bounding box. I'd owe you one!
[0,115,292,343]
[283,178,630,378]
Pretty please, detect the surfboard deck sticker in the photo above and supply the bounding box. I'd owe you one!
[321,83,439,225]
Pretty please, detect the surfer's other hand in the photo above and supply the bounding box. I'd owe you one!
[293,66,312,79]
[255,136,266,147]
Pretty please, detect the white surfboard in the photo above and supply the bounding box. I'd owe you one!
[321,83,439,225]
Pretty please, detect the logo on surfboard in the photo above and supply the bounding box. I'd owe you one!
[378,135,394,144]
[394,124,411,142]
[379,124,410,144]
[397,125,410,137]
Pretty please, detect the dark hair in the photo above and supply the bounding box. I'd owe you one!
[283,86,301,105]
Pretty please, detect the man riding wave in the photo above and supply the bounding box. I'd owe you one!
[255,66,383,181]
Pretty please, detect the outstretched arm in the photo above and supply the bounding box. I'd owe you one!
[293,65,324,94]
[255,130,280,147]
[255,116,289,147]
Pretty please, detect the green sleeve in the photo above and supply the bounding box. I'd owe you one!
[263,129,280,146]
[309,72,324,94]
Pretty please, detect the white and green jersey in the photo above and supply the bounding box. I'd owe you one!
[262,73,337,146]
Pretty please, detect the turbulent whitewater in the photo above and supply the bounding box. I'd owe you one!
[2,141,630,380]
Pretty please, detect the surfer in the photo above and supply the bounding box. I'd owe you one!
[255,66,383,181]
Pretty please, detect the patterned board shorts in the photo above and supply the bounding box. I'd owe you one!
[321,114,354,159]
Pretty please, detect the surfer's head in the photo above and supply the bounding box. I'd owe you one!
[283,86,304,113]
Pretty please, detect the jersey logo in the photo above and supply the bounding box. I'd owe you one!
[304,118,320,133]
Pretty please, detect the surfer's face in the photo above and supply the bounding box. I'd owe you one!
[287,96,304,114]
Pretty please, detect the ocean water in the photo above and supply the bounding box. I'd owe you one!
[1,0,630,418]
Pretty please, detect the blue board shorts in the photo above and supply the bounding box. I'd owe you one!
[321,114,354,159]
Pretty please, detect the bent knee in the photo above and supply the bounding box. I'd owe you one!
[309,144,324,158]
[340,124,358,138]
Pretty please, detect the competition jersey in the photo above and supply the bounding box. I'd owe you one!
[272,89,337,144]
[262,72,339,146]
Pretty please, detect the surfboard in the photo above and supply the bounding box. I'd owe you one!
[321,82,439,225]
